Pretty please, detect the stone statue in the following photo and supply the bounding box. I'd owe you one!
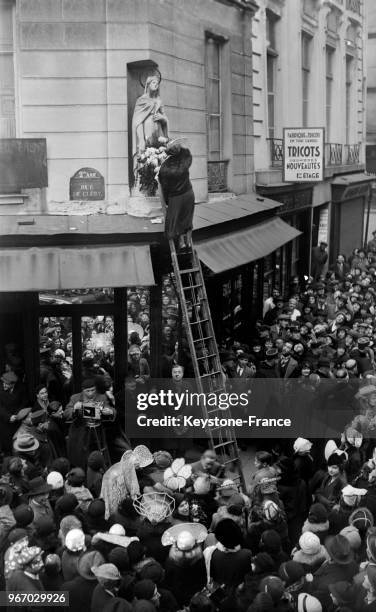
[131,73,169,170]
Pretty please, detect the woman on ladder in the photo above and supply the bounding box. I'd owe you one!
[158,139,195,251]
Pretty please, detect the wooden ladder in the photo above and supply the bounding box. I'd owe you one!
[169,238,246,491]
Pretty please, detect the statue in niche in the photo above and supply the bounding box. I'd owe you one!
[131,70,169,171]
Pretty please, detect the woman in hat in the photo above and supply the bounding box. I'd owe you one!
[61,528,86,582]
[301,503,329,544]
[358,565,376,610]
[238,553,277,606]
[162,523,207,606]
[6,546,45,608]
[204,519,252,589]
[14,385,65,467]
[313,451,347,510]
[291,531,329,572]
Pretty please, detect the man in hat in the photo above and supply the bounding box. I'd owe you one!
[190,449,225,485]
[264,296,285,326]
[127,344,150,387]
[27,477,54,526]
[234,353,254,395]
[256,348,280,379]
[311,241,328,281]
[278,343,299,379]
[220,350,236,389]
[367,229,376,253]
[353,337,374,374]
[62,550,105,612]
[263,288,281,318]
[0,371,29,454]
[310,534,358,609]
[91,563,121,612]
[330,254,351,280]
[64,379,113,469]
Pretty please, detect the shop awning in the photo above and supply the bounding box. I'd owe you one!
[195,217,302,274]
[0,244,155,291]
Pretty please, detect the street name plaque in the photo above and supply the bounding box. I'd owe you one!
[69,167,105,201]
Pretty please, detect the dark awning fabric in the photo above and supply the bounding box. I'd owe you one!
[195,217,302,274]
[0,245,155,291]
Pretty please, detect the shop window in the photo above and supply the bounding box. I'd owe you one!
[81,315,114,383]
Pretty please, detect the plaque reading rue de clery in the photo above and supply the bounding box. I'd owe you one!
[69,167,105,201]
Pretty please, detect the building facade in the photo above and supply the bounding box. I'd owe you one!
[0,0,306,393]
[252,0,371,288]
[0,0,256,212]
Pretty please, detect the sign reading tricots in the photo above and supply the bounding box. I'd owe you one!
[283,127,324,182]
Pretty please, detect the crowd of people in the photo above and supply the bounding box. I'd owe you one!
[4,240,376,610]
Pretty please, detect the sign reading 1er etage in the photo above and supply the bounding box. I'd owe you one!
[69,167,105,200]
[283,128,325,183]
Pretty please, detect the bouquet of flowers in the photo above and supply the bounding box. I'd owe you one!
[136,135,169,197]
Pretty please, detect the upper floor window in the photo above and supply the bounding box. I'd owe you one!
[266,12,279,140]
[303,0,317,19]
[206,36,222,162]
[0,0,16,138]
[326,46,335,141]
[301,32,312,127]
[345,54,354,144]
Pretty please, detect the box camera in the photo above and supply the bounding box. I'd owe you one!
[82,402,102,421]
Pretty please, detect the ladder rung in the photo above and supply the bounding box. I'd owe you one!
[222,458,239,465]
[190,300,207,306]
[190,319,209,325]
[200,370,222,378]
[213,440,237,449]
[193,336,213,343]
[183,283,202,290]
[179,267,200,274]
[207,408,228,417]
[196,353,217,360]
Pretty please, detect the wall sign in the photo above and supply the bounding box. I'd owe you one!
[69,167,105,201]
[318,205,329,245]
[283,127,324,183]
[0,138,48,191]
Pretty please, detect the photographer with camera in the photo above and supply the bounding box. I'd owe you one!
[64,378,115,470]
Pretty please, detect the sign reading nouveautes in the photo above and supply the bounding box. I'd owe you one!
[283,128,325,183]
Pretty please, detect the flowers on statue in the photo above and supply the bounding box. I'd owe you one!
[136,134,169,197]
